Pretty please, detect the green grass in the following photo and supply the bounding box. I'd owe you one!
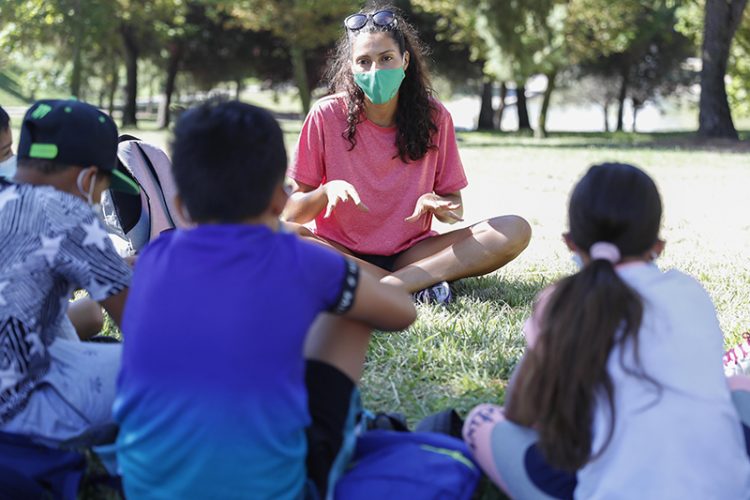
[362,133,750,418]
[8,102,750,497]
[361,133,750,497]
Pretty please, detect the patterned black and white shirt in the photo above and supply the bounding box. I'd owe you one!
[0,180,131,423]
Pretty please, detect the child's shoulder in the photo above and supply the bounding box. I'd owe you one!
[659,268,713,302]
[629,266,717,318]
[8,183,93,231]
[640,267,708,296]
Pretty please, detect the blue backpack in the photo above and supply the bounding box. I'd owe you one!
[0,430,85,499]
[334,430,480,499]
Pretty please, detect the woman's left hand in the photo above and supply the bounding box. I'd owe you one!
[405,192,464,224]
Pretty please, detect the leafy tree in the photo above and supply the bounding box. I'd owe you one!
[474,0,563,134]
[118,0,178,127]
[698,0,748,138]
[726,11,750,117]
[567,0,695,132]
[1,0,118,98]
[403,0,490,128]
[628,26,694,131]
[230,0,359,114]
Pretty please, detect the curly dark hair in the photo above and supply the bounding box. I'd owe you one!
[325,3,438,163]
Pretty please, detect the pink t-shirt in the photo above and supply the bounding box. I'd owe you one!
[289,94,468,255]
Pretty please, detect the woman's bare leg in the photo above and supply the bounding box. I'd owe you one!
[384,215,531,292]
[284,221,390,280]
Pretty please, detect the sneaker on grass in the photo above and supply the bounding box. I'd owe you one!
[724,332,750,376]
[413,281,453,305]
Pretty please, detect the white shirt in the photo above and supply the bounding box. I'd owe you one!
[573,263,750,499]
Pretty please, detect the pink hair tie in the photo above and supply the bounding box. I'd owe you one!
[589,242,621,263]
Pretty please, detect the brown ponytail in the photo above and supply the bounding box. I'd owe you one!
[505,163,663,471]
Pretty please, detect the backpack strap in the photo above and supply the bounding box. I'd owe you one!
[367,412,410,432]
[415,409,464,438]
[133,142,176,229]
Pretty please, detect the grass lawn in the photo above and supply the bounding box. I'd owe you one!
[8,111,750,498]
[361,131,750,498]
[363,130,750,423]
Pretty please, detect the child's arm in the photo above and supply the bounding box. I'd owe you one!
[68,297,104,340]
[99,289,128,328]
[341,266,416,331]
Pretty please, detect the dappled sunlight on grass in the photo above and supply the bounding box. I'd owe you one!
[365,134,750,438]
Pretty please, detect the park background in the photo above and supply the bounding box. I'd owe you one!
[2,1,750,497]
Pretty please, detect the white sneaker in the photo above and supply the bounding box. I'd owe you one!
[413,281,453,305]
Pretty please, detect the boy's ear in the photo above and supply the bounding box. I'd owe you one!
[268,182,288,217]
[173,194,192,224]
[651,238,666,259]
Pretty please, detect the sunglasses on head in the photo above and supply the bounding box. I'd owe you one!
[344,10,397,31]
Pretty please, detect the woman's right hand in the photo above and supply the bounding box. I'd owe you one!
[323,180,369,218]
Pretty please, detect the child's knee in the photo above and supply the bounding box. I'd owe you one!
[462,403,505,451]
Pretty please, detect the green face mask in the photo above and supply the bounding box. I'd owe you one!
[353,67,406,105]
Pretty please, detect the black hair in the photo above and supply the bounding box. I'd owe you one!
[327,2,437,162]
[171,100,287,223]
[0,106,9,131]
[505,162,663,471]
[17,158,75,174]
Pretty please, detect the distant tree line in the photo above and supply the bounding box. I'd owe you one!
[0,0,747,138]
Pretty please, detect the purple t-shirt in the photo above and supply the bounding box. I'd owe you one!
[114,224,357,499]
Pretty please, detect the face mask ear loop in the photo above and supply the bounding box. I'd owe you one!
[87,171,97,205]
[76,169,97,205]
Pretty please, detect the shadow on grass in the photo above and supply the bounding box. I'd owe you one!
[452,273,549,309]
[456,130,750,153]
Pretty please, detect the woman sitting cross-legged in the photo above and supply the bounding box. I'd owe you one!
[283,5,530,303]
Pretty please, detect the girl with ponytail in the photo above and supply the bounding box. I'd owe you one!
[463,163,750,498]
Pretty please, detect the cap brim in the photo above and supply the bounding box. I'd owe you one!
[110,169,141,195]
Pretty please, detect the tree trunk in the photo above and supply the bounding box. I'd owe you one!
[147,74,155,115]
[535,71,557,138]
[70,34,83,98]
[121,24,139,127]
[516,83,531,131]
[495,82,507,130]
[235,78,243,100]
[603,102,610,132]
[698,0,747,139]
[108,60,119,117]
[632,104,640,133]
[290,45,311,115]
[157,44,183,129]
[477,78,495,130]
[69,0,83,98]
[616,66,629,132]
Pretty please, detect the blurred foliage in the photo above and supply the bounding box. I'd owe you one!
[0,0,747,126]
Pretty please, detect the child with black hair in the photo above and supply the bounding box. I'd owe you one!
[463,163,750,498]
[114,100,416,499]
